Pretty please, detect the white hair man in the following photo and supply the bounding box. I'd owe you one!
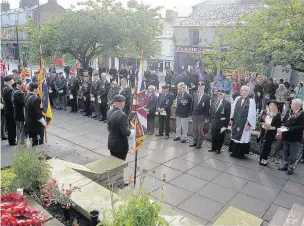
[229,85,256,158]
[174,82,192,143]
[278,98,304,175]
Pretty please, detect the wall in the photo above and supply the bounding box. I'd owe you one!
[39,2,65,23]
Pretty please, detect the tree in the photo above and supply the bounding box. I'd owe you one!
[21,0,163,69]
[206,0,304,74]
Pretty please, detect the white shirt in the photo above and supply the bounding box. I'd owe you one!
[265,115,272,125]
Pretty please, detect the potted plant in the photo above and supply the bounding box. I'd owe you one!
[40,179,81,221]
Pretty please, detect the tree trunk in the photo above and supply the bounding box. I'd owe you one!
[79,57,90,70]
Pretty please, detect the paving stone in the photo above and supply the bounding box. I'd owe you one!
[273,191,304,209]
[144,139,174,151]
[197,182,237,204]
[154,184,192,207]
[233,158,264,171]
[173,207,209,225]
[169,174,208,192]
[263,204,290,222]
[178,194,224,221]
[250,173,287,189]
[148,165,183,182]
[240,181,280,203]
[225,165,259,180]
[259,165,291,180]
[159,145,193,157]
[79,140,102,150]
[128,147,154,158]
[212,151,239,164]
[144,151,177,164]
[129,158,160,171]
[65,135,92,145]
[91,147,111,157]
[289,173,304,185]
[227,193,271,218]
[135,175,164,192]
[186,165,221,181]
[179,151,211,164]
[282,180,304,198]
[164,158,198,172]
[45,218,64,226]
[201,158,232,171]
[212,173,248,191]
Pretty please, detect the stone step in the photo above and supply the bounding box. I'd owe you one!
[283,203,304,226]
[85,155,127,174]
[213,206,263,226]
[269,207,290,226]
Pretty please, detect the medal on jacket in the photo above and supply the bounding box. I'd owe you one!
[221,108,224,114]
[237,127,240,131]
[202,102,204,107]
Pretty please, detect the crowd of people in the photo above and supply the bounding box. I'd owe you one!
[1,64,304,176]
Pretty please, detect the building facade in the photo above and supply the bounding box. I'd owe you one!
[1,0,65,61]
[173,0,261,74]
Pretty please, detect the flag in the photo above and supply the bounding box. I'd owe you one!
[37,46,53,127]
[130,56,147,151]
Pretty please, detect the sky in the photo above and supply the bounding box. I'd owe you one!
[9,0,205,17]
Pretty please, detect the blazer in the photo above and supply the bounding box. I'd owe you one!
[25,93,44,134]
[157,92,174,112]
[191,92,210,118]
[13,89,25,121]
[211,99,231,130]
[175,92,192,118]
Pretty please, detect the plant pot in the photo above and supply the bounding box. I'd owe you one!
[89,210,99,226]
[62,205,71,221]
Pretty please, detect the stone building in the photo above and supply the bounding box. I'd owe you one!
[173,0,261,74]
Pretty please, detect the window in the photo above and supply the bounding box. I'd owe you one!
[190,29,200,45]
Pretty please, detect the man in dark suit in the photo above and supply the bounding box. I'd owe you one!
[68,69,79,113]
[156,85,174,139]
[190,81,210,149]
[119,78,132,118]
[3,75,16,145]
[90,71,101,118]
[97,73,110,122]
[210,90,231,154]
[82,71,92,116]
[107,95,134,160]
[13,80,26,143]
[25,82,46,146]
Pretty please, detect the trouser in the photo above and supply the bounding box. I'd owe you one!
[192,115,205,145]
[70,95,78,112]
[78,98,83,111]
[1,112,7,138]
[255,97,263,113]
[28,128,44,146]
[56,94,67,110]
[6,115,16,144]
[49,93,55,107]
[110,151,128,161]
[147,113,155,134]
[282,141,301,170]
[175,116,189,140]
[260,136,275,161]
[211,128,225,151]
[16,121,25,143]
[277,102,284,113]
[83,97,91,115]
[90,98,98,116]
[99,103,108,121]
[159,112,171,136]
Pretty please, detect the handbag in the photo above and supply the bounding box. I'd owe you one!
[201,121,210,136]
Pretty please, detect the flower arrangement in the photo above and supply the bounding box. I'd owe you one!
[40,179,81,209]
[1,193,46,226]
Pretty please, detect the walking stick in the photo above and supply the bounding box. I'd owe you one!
[44,128,47,143]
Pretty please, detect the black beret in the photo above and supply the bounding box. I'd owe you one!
[162,85,169,89]
[4,75,13,82]
[113,94,126,102]
[266,99,279,106]
[29,82,39,90]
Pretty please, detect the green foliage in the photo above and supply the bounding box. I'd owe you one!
[205,0,304,74]
[99,170,168,226]
[10,144,51,190]
[22,0,163,68]
[1,169,17,193]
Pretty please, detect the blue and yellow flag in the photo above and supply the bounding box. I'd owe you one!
[37,46,53,127]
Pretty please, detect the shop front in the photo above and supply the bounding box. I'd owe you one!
[174,46,204,74]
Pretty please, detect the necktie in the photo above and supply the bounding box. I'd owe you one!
[198,93,202,105]
[215,100,220,112]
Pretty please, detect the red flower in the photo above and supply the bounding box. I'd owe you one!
[53,179,57,184]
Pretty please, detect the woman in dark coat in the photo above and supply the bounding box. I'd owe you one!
[259,100,282,166]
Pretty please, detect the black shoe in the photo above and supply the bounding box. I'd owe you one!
[164,135,169,139]
[99,118,103,121]
[103,120,107,123]
[2,137,8,140]
[83,113,89,116]
[278,165,288,171]
[189,143,197,147]
[70,110,74,113]
[230,153,236,157]
[91,115,97,119]
[216,150,220,154]
[208,149,215,152]
[181,139,186,143]
[196,144,202,149]
[9,142,17,146]
[155,134,163,137]
[301,159,304,163]
[173,137,180,141]
[286,169,294,175]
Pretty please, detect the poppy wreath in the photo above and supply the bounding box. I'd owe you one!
[201,121,211,136]
[1,193,46,226]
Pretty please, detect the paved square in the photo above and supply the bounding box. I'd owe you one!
[2,110,304,224]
